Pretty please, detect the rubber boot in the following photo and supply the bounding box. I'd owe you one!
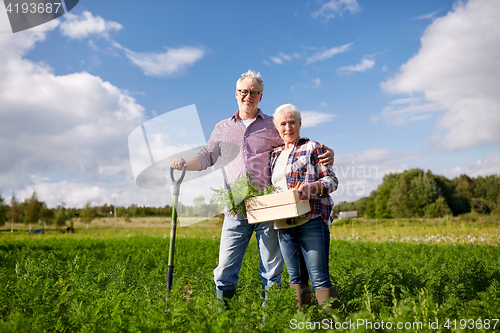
[290,284,312,311]
[216,288,236,312]
[315,286,339,310]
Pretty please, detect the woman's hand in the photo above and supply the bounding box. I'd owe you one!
[298,183,310,201]
[317,144,334,166]
[297,182,325,200]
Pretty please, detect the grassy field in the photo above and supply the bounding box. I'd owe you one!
[1,215,499,245]
[1,232,499,332]
[1,216,499,332]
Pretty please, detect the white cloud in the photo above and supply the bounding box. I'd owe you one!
[290,77,322,90]
[60,11,122,39]
[446,150,500,178]
[270,57,284,65]
[0,23,147,206]
[300,111,336,128]
[381,95,444,127]
[306,42,352,65]
[415,10,439,20]
[381,0,500,151]
[113,42,206,77]
[337,56,375,75]
[331,148,419,202]
[270,52,300,65]
[9,164,227,209]
[312,0,360,20]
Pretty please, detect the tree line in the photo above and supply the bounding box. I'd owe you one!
[0,192,220,228]
[333,169,500,219]
[5,169,496,226]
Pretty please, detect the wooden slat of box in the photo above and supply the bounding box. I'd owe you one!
[245,190,300,210]
[245,190,311,224]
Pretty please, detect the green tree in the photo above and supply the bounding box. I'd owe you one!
[127,204,138,218]
[80,201,97,228]
[410,172,440,216]
[364,191,377,218]
[40,203,54,226]
[474,175,500,203]
[9,193,19,231]
[54,206,68,228]
[0,195,9,226]
[355,197,368,217]
[386,169,424,218]
[424,196,452,218]
[470,198,497,215]
[375,173,399,218]
[23,191,43,225]
[455,174,475,198]
[193,196,206,216]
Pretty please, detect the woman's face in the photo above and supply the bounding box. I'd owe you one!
[275,111,301,145]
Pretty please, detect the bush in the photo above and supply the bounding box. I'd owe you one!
[424,196,452,218]
[458,211,480,222]
[332,217,355,226]
[471,198,497,215]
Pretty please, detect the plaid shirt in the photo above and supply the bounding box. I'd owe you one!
[270,138,339,225]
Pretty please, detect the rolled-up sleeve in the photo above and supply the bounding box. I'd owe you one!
[196,140,220,170]
[314,145,339,194]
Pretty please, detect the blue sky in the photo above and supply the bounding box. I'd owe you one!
[1,0,499,208]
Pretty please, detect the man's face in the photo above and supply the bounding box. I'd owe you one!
[235,78,263,117]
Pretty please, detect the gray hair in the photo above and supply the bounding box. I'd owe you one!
[273,103,302,125]
[236,70,264,92]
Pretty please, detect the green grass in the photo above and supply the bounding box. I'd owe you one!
[1,234,499,332]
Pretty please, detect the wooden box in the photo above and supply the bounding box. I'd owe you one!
[245,190,311,224]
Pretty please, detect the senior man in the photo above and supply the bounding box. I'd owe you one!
[171,70,333,310]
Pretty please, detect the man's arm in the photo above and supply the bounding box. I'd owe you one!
[171,157,202,171]
[317,143,334,166]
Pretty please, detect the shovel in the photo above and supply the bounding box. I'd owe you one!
[166,165,186,308]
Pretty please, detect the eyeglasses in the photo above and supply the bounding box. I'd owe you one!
[237,90,261,98]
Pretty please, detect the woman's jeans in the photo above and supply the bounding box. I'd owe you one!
[278,216,332,290]
[214,215,283,291]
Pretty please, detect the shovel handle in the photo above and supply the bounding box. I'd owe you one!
[170,165,186,195]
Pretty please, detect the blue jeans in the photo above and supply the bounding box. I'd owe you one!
[277,216,332,290]
[214,215,283,291]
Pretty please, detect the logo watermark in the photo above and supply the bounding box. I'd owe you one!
[3,0,79,33]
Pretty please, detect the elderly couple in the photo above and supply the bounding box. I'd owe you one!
[171,70,339,312]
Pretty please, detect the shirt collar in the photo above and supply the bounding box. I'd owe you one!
[274,137,309,153]
[295,137,309,145]
[232,108,264,121]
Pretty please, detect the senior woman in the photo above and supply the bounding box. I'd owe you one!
[271,103,339,311]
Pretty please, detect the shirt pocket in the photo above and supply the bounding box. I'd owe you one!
[291,155,308,173]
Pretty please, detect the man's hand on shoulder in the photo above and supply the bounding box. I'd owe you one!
[318,143,334,167]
